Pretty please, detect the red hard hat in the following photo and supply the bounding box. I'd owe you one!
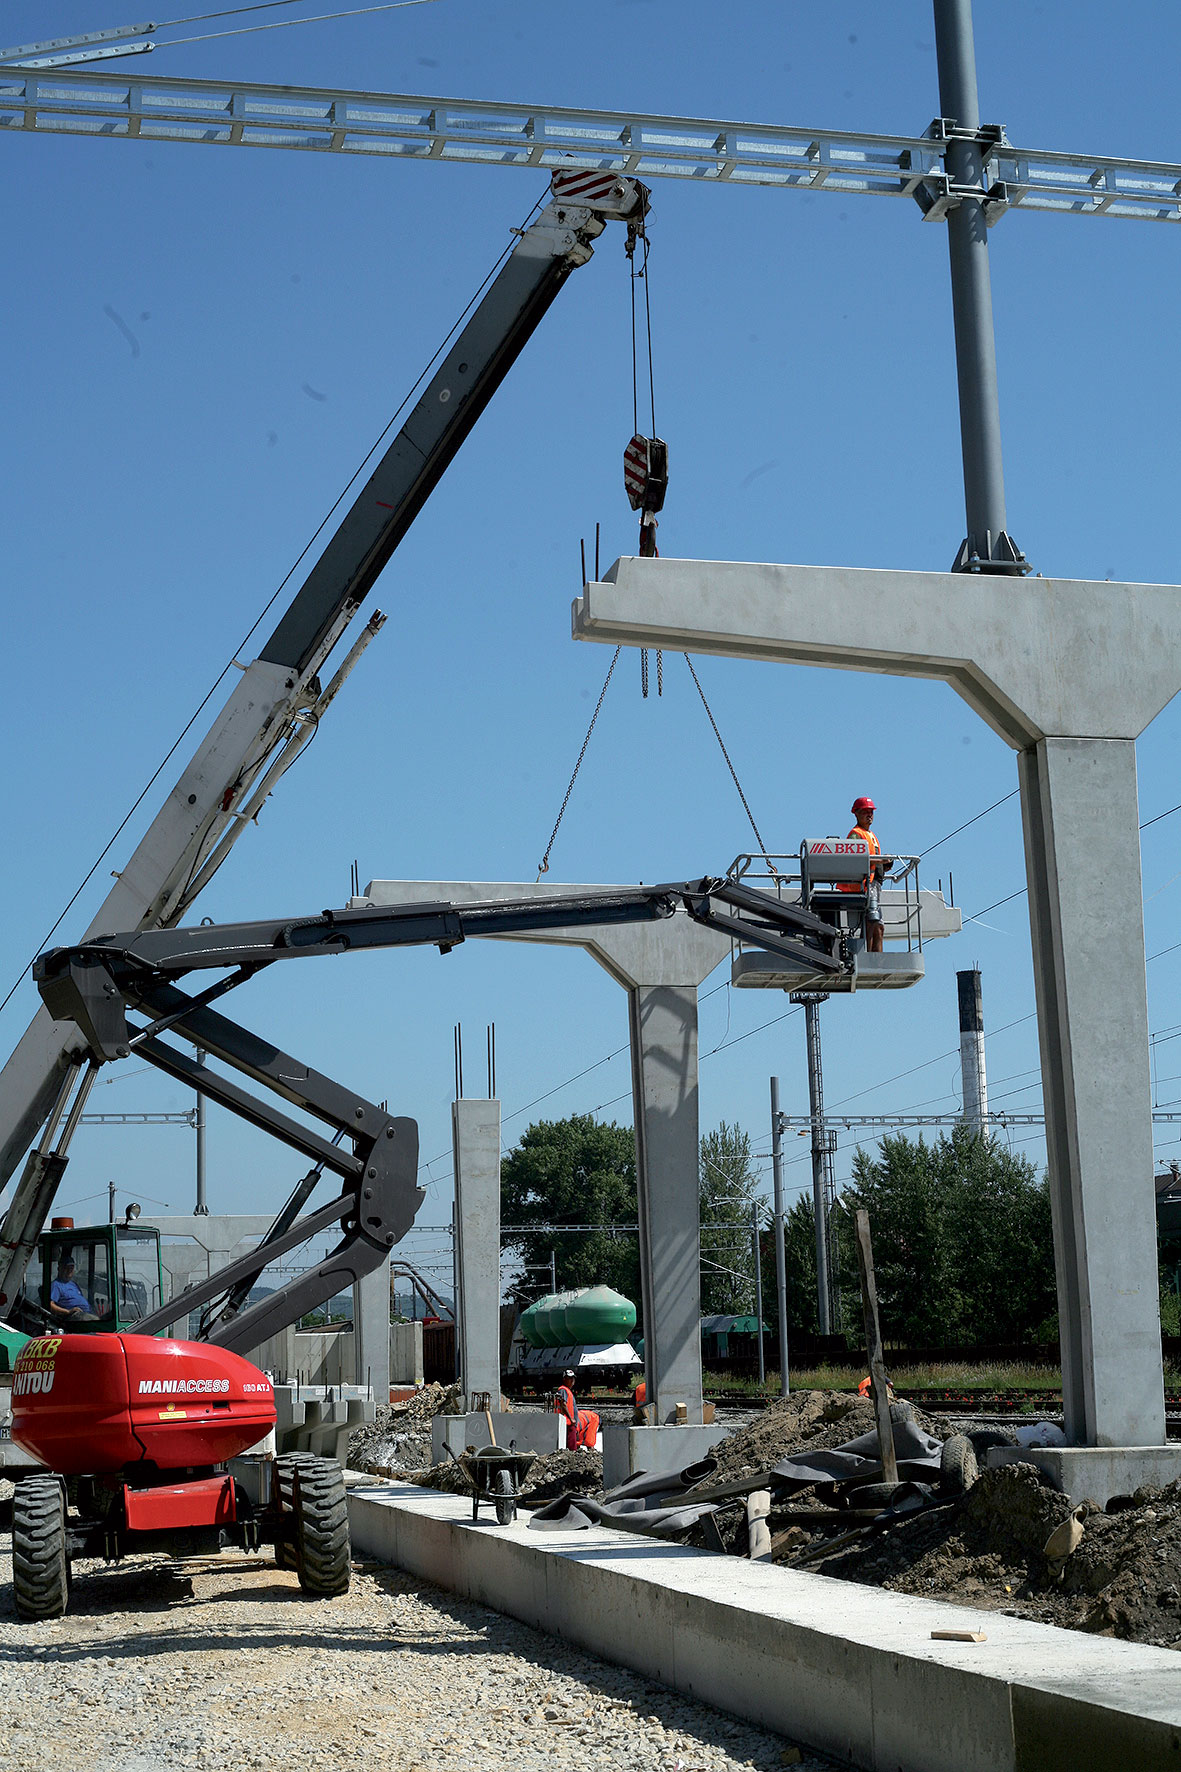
[851,796,875,813]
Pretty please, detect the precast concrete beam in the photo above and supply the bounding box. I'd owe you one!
[573,557,1181,748]
[572,555,1179,1457]
[452,1096,502,1407]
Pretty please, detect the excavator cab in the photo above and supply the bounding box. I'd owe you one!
[19,1219,164,1336]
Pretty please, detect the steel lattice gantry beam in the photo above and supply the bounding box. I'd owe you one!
[775,1111,1181,1128]
[5,66,1181,223]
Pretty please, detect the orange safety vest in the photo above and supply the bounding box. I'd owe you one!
[838,827,880,893]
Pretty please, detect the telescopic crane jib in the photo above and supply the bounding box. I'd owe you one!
[0,167,650,1211]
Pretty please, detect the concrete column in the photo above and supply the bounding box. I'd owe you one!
[1019,737,1165,1447]
[629,983,703,1424]
[352,1257,391,1401]
[452,1096,502,1407]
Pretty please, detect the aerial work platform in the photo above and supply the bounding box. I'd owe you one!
[726,846,958,993]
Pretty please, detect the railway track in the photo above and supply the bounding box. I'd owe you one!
[573,1389,1181,1439]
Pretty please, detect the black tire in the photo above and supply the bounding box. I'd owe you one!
[273,1452,317,1571]
[492,1467,516,1526]
[845,1481,900,1509]
[966,1427,1015,1456]
[12,1476,69,1621]
[292,1457,350,1597]
[940,1433,980,1495]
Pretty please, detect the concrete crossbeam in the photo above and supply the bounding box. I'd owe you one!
[365,878,730,1425]
[573,557,1181,748]
[572,556,1179,1457]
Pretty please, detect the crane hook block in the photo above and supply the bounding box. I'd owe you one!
[623,434,668,515]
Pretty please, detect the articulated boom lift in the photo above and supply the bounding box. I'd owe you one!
[7,876,843,1618]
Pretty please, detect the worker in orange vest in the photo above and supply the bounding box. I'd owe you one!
[843,796,894,954]
[552,1372,600,1451]
[858,1374,896,1400]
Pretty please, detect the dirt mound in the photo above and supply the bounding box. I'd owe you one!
[709,1390,948,1485]
[818,1464,1181,1649]
[520,1447,603,1506]
[348,1382,463,1473]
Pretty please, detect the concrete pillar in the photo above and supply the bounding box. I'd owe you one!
[452,1096,502,1407]
[629,982,704,1424]
[573,555,1181,1484]
[352,1256,391,1401]
[1019,737,1164,1447]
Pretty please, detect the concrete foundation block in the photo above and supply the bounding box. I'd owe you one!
[430,1411,563,1464]
[601,1422,729,1492]
[348,1480,1181,1772]
[987,1444,1181,1507]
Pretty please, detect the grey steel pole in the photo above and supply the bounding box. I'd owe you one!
[801,998,833,1336]
[769,1077,790,1397]
[194,1047,208,1216]
[752,1201,766,1386]
[932,0,1026,575]
[108,1179,116,1223]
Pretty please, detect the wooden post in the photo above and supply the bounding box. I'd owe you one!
[854,1208,897,1487]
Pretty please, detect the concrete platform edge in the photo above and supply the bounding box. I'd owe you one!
[346,1478,1181,1772]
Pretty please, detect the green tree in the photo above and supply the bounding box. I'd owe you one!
[699,1122,760,1315]
[500,1116,639,1309]
[836,1124,1056,1347]
[758,1192,828,1337]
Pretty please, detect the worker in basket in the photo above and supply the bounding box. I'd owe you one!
[839,796,894,954]
[553,1371,600,1451]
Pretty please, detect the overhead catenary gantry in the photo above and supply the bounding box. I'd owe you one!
[5,63,1181,223]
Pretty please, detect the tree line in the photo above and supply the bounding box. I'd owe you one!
[501,1112,1060,1347]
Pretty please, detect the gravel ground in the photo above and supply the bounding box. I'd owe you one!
[0,1486,828,1772]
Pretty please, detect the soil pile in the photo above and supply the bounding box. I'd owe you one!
[708,1390,949,1486]
[348,1381,463,1474]
[520,1447,603,1506]
[817,1463,1181,1649]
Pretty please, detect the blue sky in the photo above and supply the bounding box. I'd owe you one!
[3,1,1181,1299]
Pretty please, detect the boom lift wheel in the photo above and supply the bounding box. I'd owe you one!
[291,1457,350,1597]
[273,1451,318,1571]
[12,1474,70,1621]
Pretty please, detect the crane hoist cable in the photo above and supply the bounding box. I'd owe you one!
[624,209,666,699]
[535,646,621,879]
[683,654,773,860]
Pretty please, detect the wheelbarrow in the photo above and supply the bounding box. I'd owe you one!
[456,1446,537,1524]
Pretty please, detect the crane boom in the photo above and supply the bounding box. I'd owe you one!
[0,171,648,1206]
